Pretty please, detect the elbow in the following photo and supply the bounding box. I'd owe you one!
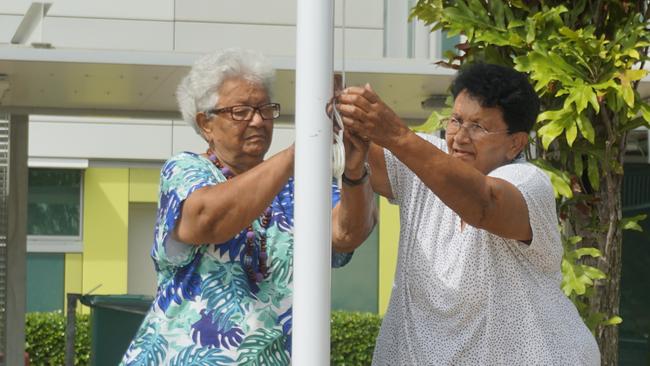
[333,213,377,253]
[185,205,230,244]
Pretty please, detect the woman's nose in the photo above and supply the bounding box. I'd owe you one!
[454,124,472,142]
[248,110,266,126]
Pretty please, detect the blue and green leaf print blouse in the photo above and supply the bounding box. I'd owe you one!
[120,152,352,365]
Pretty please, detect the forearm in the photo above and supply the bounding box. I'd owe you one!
[332,178,377,253]
[387,130,493,227]
[177,148,294,244]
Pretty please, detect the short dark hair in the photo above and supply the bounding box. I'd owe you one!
[450,63,539,133]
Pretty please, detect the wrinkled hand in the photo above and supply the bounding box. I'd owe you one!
[336,84,410,149]
[342,129,369,180]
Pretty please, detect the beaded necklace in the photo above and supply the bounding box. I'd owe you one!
[206,149,271,283]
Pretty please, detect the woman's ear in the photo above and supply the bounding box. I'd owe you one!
[507,132,529,160]
[196,112,212,141]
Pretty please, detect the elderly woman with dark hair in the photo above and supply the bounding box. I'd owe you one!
[336,63,599,365]
[120,48,376,365]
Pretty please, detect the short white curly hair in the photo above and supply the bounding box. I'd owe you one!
[177,48,275,135]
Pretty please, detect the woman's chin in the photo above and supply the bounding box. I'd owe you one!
[243,145,270,159]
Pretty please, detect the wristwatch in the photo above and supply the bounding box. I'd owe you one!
[342,162,371,186]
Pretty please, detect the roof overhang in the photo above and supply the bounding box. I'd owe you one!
[3,45,650,122]
[0,45,457,122]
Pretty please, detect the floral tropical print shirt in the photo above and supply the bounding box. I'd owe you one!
[120,152,352,365]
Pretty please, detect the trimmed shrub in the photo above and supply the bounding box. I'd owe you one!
[25,311,90,366]
[25,310,381,365]
[331,311,382,366]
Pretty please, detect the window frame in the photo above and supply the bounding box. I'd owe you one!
[26,169,84,253]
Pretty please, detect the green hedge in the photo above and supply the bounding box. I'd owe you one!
[331,311,382,366]
[25,310,381,366]
[25,312,90,366]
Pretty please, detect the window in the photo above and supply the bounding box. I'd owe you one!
[624,127,649,164]
[27,168,83,252]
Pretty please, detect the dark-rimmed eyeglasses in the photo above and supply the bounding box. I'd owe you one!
[206,103,281,122]
[443,116,509,139]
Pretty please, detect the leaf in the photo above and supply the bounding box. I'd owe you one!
[507,20,525,29]
[413,110,446,133]
[562,82,597,114]
[131,322,168,365]
[620,214,647,232]
[574,247,601,259]
[625,69,648,81]
[616,69,647,107]
[548,170,573,199]
[568,235,583,246]
[237,328,290,366]
[531,159,573,198]
[169,346,235,366]
[576,115,596,144]
[581,265,606,280]
[538,120,566,149]
[603,316,623,326]
[565,122,578,146]
[202,263,253,331]
[561,259,584,296]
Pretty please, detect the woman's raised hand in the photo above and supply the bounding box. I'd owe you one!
[336,84,410,149]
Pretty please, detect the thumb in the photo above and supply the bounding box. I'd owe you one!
[365,83,375,92]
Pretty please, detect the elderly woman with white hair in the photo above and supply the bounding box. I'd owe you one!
[120,48,376,365]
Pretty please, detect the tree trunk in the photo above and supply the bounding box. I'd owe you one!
[594,169,623,366]
[588,170,624,366]
[568,165,624,365]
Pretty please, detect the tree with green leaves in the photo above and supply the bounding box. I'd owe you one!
[411,1,650,364]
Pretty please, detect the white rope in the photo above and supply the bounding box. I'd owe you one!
[331,0,347,187]
[332,102,346,187]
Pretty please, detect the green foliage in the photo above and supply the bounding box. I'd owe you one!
[25,310,380,365]
[331,311,382,366]
[411,0,650,340]
[25,311,90,366]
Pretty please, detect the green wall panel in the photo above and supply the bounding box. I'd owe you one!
[331,227,379,313]
[27,253,65,312]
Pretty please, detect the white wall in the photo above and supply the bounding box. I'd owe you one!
[0,0,385,58]
[28,115,295,162]
[128,202,158,296]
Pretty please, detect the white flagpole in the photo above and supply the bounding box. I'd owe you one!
[293,0,334,363]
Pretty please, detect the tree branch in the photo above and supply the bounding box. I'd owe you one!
[592,0,605,32]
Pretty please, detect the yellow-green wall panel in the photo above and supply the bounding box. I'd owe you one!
[129,168,160,203]
[82,168,129,297]
[378,197,400,315]
[64,253,83,312]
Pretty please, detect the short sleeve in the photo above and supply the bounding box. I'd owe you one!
[151,152,223,270]
[384,132,447,205]
[488,162,563,273]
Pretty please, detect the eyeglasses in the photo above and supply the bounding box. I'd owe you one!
[206,103,281,122]
[443,116,509,139]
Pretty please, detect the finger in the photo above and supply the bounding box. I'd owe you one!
[341,116,368,136]
[342,86,366,95]
[361,83,380,104]
[325,100,334,118]
[336,98,373,117]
